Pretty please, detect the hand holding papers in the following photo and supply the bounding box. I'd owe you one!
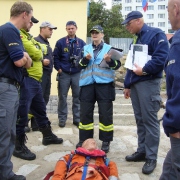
[99,47,123,68]
[124,44,151,70]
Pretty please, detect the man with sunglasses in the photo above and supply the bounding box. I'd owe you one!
[76,25,121,153]
[122,11,169,174]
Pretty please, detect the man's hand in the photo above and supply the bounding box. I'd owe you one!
[123,88,131,99]
[43,59,50,66]
[133,63,143,76]
[23,52,32,68]
[58,69,62,74]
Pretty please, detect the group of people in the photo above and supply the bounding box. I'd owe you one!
[0,0,180,179]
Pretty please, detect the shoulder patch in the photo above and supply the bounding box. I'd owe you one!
[167,59,175,66]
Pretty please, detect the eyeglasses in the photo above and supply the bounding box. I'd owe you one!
[91,31,99,35]
[126,19,137,27]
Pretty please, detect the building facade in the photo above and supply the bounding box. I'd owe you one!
[0,0,88,95]
[112,0,172,33]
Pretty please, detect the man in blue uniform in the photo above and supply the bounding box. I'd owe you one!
[160,0,180,179]
[53,21,86,128]
[122,11,169,174]
[0,2,33,180]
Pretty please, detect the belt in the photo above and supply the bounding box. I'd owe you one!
[0,77,19,89]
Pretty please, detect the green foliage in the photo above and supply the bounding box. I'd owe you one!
[88,0,133,43]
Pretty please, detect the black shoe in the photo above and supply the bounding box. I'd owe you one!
[101,141,110,153]
[40,125,63,145]
[125,152,146,162]
[43,133,63,145]
[142,159,157,174]
[13,144,36,160]
[24,126,30,133]
[59,121,66,128]
[73,121,79,127]
[76,141,84,148]
[8,174,26,180]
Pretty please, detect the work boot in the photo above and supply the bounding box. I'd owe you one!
[125,152,146,162]
[31,117,39,131]
[76,140,84,148]
[101,141,110,153]
[40,124,63,145]
[13,134,36,160]
[8,174,26,180]
[142,159,157,174]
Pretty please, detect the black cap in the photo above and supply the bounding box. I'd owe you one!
[121,11,143,25]
[89,25,103,33]
[31,16,39,23]
[66,21,77,27]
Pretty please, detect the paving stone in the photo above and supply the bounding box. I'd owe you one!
[16,164,40,176]
[120,173,140,180]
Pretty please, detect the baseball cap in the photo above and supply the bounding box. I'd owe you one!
[40,21,57,29]
[31,16,39,23]
[66,21,77,27]
[121,11,143,25]
[89,25,103,33]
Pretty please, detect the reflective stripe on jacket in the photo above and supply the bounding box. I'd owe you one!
[79,43,115,87]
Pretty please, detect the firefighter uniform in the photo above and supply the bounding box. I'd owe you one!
[76,27,121,153]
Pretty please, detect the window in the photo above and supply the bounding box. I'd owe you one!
[125,6,132,11]
[147,23,154,27]
[136,0,141,2]
[158,22,165,27]
[158,14,165,18]
[147,14,154,19]
[125,0,132,3]
[136,6,142,11]
[158,5,166,10]
[147,6,154,10]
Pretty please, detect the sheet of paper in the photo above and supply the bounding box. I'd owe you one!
[108,48,123,60]
[124,44,150,70]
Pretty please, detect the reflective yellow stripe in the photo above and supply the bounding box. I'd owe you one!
[79,122,94,130]
[99,122,113,132]
[79,59,87,67]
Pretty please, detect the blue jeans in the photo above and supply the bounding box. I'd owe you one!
[16,77,50,135]
[0,82,19,179]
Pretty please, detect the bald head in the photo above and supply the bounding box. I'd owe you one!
[168,0,180,30]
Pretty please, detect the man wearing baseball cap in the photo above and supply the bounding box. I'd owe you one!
[122,11,169,174]
[34,21,57,107]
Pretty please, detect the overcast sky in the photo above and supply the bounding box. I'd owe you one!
[94,0,112,9]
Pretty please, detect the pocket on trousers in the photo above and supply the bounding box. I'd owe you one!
[0,83,9,95]
[150,94,161,112]
[0,109,7,129]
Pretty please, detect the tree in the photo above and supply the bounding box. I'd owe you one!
[87,0,133,43]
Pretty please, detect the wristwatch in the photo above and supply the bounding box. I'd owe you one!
[142,67,148,75]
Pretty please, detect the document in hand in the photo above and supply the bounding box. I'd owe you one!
[99,48,123,68]
[124,44,152,70]
[108,48,123,60]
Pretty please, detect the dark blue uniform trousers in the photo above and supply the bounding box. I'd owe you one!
[16,77,50,136]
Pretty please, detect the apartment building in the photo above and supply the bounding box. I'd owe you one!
[112,0,172,33]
